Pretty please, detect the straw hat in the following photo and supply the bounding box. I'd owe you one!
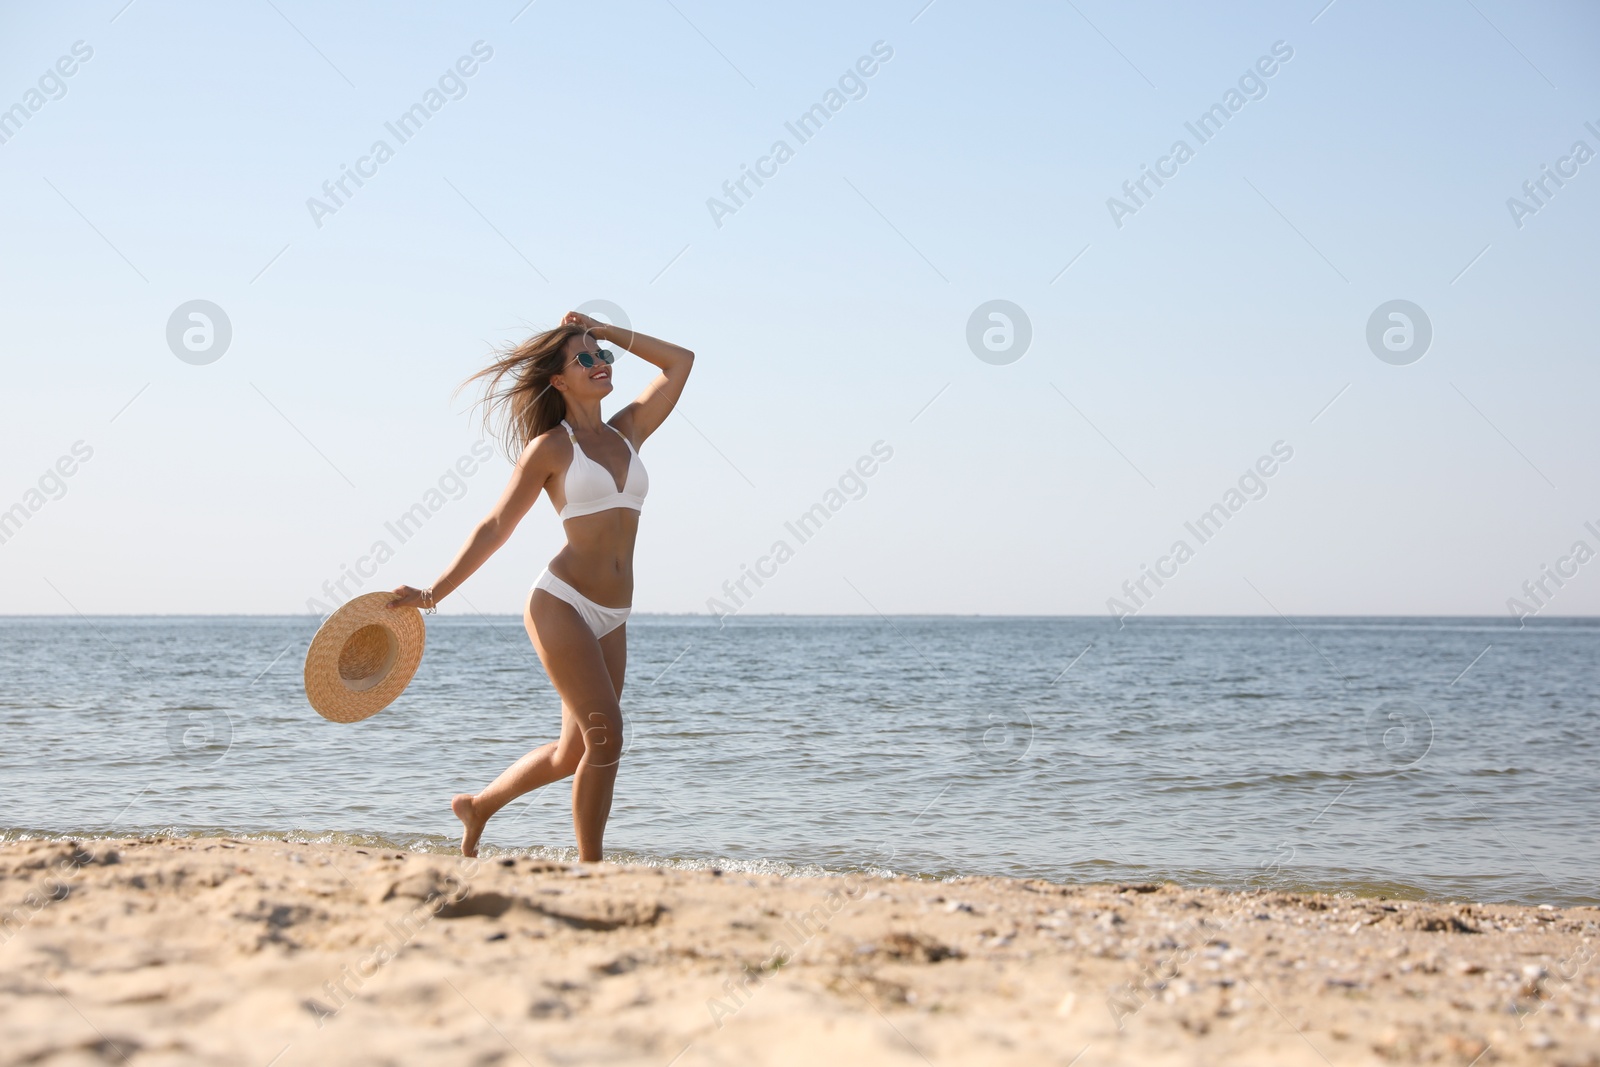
[303,592,427,722]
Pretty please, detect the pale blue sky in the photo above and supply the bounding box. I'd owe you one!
[2,0,1597,617]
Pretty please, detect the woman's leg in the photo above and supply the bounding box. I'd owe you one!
[450,708,583,857]
[598,622,627,701]
[524,590,626,862]
[450,593,629,859]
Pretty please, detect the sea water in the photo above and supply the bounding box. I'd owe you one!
[1,615,1593,906]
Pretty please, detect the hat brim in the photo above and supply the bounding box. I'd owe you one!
[303,592,426,723]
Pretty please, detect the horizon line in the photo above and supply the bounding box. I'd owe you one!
[0,612,1593,621]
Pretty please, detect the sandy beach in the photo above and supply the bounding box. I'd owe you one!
[2,836,1597,1066]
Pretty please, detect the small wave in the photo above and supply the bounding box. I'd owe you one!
[2,825,1591,906]
[1149,769,1365,794]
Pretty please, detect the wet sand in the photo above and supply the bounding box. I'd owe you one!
[2,836,1597,1065]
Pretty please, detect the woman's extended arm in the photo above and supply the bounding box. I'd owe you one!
[389,436,553,611]
[566,311,693,446]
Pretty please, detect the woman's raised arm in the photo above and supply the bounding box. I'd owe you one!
[565,311,694,446]
[389,434,556,610]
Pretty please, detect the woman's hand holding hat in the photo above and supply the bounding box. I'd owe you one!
[388,585,435,613]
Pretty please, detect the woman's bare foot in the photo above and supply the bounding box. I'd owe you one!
[451,793,486,857]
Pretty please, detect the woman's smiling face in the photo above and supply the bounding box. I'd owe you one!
[556,332,613,399]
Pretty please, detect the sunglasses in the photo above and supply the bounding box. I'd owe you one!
[570,346,615,370]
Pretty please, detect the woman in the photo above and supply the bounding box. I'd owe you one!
[389,311,694,861]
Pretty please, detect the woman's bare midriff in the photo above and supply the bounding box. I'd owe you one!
[546,508,639,608]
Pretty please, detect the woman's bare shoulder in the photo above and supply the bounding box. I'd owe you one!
[516,425,572,472]
[606,408,642,448]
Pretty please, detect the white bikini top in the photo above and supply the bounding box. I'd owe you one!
[558,419,649,520]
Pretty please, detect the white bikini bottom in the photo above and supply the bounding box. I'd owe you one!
[531,568,631,638]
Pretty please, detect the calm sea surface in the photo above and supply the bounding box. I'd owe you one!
[1,615,1594,906]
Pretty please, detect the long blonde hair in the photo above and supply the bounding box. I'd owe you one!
[463,323,588,458]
